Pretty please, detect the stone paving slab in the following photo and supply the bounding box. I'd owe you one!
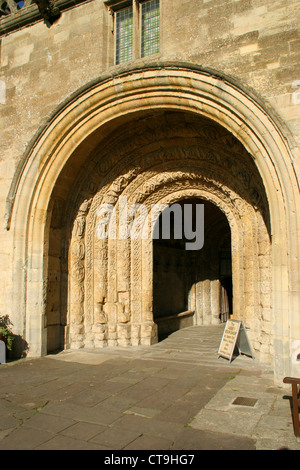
[190,368,300,451]
[171,427,256,451]
[0,325,299,451]
[48,352,115,365]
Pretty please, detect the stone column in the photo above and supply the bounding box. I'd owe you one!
[69,199,90,349]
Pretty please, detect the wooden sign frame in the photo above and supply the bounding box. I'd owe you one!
[218,319,254,362]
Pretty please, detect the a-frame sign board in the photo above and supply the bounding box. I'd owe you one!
[0,340,6,364]
[218,319,254,362]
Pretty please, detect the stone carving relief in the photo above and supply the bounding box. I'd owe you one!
[65,113,271,360]
[0,0,31,17]
[68,198,91,349]
[33,0,61,25]
[73,199,91,238]
[94,298,107,324]
[0,0,61,28]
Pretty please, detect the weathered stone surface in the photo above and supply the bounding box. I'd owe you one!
[0,0,299,384]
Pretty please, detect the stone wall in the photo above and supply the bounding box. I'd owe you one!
[0,0,299,381]
[1,0,299,168]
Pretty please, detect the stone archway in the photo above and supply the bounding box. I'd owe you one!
[59,110,271,363]
[7,63,299,383]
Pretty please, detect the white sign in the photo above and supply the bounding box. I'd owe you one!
[218,319,254,362]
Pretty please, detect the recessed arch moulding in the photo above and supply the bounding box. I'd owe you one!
[7,64,300,384]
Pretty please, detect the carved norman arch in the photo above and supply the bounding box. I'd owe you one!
[64,112,271,362]
[7,64,299,384]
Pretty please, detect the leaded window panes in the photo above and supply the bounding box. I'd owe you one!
[141,0,160,57]
[116,6,133,64]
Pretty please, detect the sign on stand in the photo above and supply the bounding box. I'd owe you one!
[218,319,254,362]
[0,340,6,364]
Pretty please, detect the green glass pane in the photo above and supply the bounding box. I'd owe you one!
[141,0,160,57]
[116,7,133,65]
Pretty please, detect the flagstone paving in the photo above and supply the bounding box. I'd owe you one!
[0,326,299,450]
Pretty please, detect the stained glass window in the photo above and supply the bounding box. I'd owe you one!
[141,0,160,57]
[116,6,133,65]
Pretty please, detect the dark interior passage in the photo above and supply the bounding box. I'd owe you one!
[153,198,232,338]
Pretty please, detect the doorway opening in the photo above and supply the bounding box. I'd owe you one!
[153,198,232,339]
